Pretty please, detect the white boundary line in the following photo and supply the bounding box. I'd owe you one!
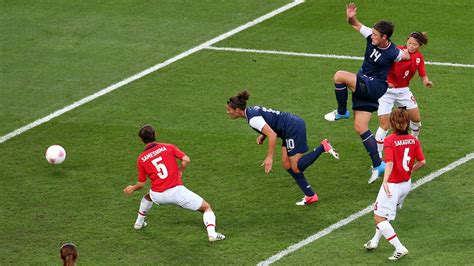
[257,152,474,266]
[0,0,305,144]
[206,46,474,68]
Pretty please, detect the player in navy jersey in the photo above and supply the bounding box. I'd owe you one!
[226,90,339,206]
[364,108,425,261]
[324,3,409,183]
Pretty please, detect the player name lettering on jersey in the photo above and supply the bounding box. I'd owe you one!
[141,147,167,162]
[394,139,415,146]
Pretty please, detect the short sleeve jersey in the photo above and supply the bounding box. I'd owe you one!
[245,106,295,138]
[383,133,425,183]
[387,45,426,88]
[359,29,401,80]
[137,142,186,192]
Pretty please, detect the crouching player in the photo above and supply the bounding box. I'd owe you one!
[123,124,225,242]
[364,108,425,260]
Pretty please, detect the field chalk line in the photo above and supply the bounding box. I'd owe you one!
[206,46,474,68]
[257,152,474,266]
[0,0,305,144]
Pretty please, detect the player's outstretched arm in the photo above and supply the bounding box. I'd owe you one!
[346,3,363,32]
[421,76,433,87]
[124,181,146,195]
[179,155,190,172]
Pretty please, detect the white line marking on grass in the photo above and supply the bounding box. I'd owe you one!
[0,0,305,144]
[257,152,474,266]
[206,46,474,68]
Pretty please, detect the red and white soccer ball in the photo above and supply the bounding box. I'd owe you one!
[45,145,66,165]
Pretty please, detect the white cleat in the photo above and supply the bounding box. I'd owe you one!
[324,110,350,122]
[364,240,378,250]
[134,221,147,230]
[209,232,226,242]
[368,162,386,184]
[388,248,409,261]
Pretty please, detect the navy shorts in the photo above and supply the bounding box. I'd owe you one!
[281,116,308,156]
[352,74,388,112]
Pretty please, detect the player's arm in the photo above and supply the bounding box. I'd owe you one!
[124,181,146,195]
[260,124,277,174]
[179,155,190,173]
[256,134,266,145]
[418,58,433,87]
[412,159,426,172]
[421,76,433,87]
[346,3,363,32]
[382,162,394,197]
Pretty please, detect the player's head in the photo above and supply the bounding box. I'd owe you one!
[372,20,394,44]
[407,31,428,53]
[226,90,250,119]
[139,124,156,143]
[60,243,78,266]
[390,108,410,134]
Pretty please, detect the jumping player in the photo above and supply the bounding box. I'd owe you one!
[364,108,425,261]
[374,32,433,161]
[226,90,339,206]
[123,125,225,242]
[324,3,409,183]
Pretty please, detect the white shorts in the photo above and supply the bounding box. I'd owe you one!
[149,185,204,211]
[378,87,418,116]
[373,180,411,221]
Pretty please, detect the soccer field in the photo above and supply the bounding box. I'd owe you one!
[1,0,473,264]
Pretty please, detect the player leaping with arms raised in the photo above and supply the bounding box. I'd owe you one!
[324,3,409,183]
[364,108,425,261]
[123,125,225,242]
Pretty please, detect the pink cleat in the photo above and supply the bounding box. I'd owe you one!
[296,194,319,206]
[321,139,339,159]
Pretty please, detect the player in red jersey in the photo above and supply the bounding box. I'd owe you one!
[123,125,225,242]
[374,32,433,163]
[364,109,426,261]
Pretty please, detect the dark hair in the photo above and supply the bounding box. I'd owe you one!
[60,243,78,266]
[139,124,156,143]
[373,20,394,39]
[227,90,250,110]
[409,31,428,46]
[390,108,410,134]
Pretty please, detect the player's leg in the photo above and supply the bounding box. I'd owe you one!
[372,184,408,260]
[376,92,394,158]
[134,193,153,229]
[178,186,225,242]
[408,107,421,138]
[324,70,356,121]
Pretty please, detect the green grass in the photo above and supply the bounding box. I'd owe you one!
[1,0,473,264]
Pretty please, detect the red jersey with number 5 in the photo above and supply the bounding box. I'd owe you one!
[137,142,186,192]
[387,45,426,88]
[384,133,425,183]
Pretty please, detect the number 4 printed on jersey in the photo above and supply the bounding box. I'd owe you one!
[152,156,169,179]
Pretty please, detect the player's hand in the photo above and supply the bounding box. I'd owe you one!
[383,182,392,198]
[256,134,266,145]
[388,82,394,88]
[123,185,135,195]
[424,80,433,88]
[346,3,357,18]
[261,157,273,173]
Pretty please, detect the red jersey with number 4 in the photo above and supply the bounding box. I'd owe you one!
[384,133,425,183]
[137,142,185,192]
[387,45,426,88]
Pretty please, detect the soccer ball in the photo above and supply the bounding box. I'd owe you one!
[45,145,66,165]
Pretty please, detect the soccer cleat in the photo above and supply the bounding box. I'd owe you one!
[295,194,319,206]
[134,221,147,230]
[321,139,339,159]
[368,161,386,184]
[324,110,350,122]
[388,248,409,261]
[364,240,378,250]
[209,233,226,242]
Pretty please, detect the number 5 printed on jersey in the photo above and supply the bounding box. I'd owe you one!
[152,156,169,179]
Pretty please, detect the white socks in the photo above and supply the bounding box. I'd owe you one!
[410,121,421,138]
[371,227,382,244]
[203,211,217,237]
[375,127,389,158]
[135,196,153,225]
[378,220,406,251]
